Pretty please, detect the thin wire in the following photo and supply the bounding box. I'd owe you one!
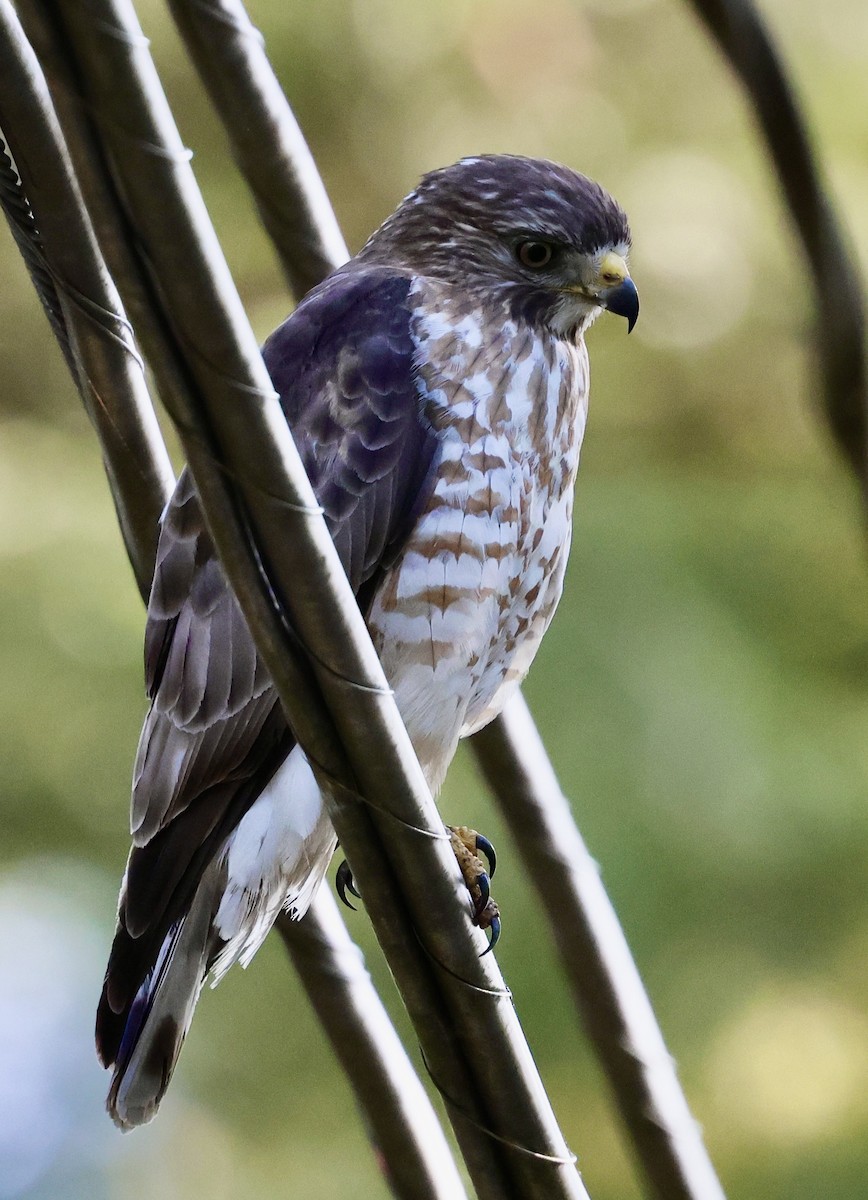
[242,529,399,698]
[421,1049,578,1167]
[0,130,147,375]
[416,936,514,999]
[62,0,151,46]
[0,131,74,368]
[306,750,452,842]
[187,0,264,43]
[50,270,145,366]
[201,442,328,518]
[85,102,194,162]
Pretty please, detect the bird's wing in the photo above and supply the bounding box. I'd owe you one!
[264,265,439,602]
[113,266,439,954]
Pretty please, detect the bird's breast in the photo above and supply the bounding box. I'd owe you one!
[367,280,589,759]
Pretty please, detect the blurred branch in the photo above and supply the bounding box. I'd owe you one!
[5,0,861,1194]
[472,696,727,1200]
[1,7,462,1197]
[24,0,587,1195]
[0,132,75,374]
[275,893,469,1200]
[161,1,729,1197]
[14,0,210,460]
[686,0,868,496]
[0,0,173,597]
[168,0,348,294]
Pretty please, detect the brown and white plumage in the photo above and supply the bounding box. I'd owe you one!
[96,154,637,1128]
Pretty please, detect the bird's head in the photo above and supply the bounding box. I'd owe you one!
[358,154,638,339]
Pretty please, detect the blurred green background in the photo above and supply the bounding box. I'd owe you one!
[3,0,868,1196]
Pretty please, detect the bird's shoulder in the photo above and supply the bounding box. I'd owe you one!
[263,264,443,595]
[133,266,445,841]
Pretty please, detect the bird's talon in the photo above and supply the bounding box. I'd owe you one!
[475,871,490,915]
[481,914,501,956]
[474,833,497,879]
[336,859,361,910]
[447,825,501,948]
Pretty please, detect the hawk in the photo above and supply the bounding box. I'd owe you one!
[96,154,638,1128]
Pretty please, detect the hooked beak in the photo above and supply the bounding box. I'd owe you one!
[600,276,639,333]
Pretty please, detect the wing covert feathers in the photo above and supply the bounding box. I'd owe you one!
[99,265,442,1125]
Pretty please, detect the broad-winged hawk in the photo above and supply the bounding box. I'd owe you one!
[96,154,638,1128]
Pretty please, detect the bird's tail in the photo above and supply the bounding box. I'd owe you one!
[97,860,224,1130]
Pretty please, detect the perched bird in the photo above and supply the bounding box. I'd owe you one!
[96,154,638,1129]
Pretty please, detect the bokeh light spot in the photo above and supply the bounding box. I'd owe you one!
[625,152,755,348]
[705,984,868,1147]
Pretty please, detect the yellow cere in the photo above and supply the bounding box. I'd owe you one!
[598,251,629,286]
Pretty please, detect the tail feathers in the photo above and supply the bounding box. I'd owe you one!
[104,862,224,1131]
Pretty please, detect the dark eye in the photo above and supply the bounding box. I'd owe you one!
[516,240,554,269]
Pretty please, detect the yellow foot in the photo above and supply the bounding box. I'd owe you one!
[335,828,501,953]
[448,825,501,953]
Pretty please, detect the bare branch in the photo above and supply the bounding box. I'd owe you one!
[0,0,173,598]
[1,8,464,1196]
[686,0,868,496]
[473,695,727,1200]
[25,0,587,1194]
[275,896,468,1200]
[157,2,730,1197]
[168,0,349,293]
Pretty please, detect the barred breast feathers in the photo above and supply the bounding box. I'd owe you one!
[366,278,590,786]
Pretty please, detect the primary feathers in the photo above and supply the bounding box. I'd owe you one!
[96,154,636,1127]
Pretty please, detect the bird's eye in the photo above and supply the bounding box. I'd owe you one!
[516,241,554,270]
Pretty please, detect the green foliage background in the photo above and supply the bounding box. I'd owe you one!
[2,0,868,1196]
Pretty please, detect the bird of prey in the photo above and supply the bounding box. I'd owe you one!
[96,153,638,1129]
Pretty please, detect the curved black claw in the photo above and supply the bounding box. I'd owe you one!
[481,914,501,957]
[336,859,361,911]
[447,826,502,949]
[475,870,490,916]
[475,833,497,879]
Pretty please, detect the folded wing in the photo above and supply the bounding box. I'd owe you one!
[96,266,440,1124]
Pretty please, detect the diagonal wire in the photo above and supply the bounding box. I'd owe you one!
[3,5,471,1198]
[169,0,347,296]
[164,0,349,297]
[0,7,173,597]
[274,892,471,1200]
[0,131,75,372]
[472,697,727,1200]
[164,0,865,1196]
[161,1,728,1197]
[685,0,868,497]
[25,0,589,1195]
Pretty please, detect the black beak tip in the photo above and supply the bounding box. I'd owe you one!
[603,277,639,333]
